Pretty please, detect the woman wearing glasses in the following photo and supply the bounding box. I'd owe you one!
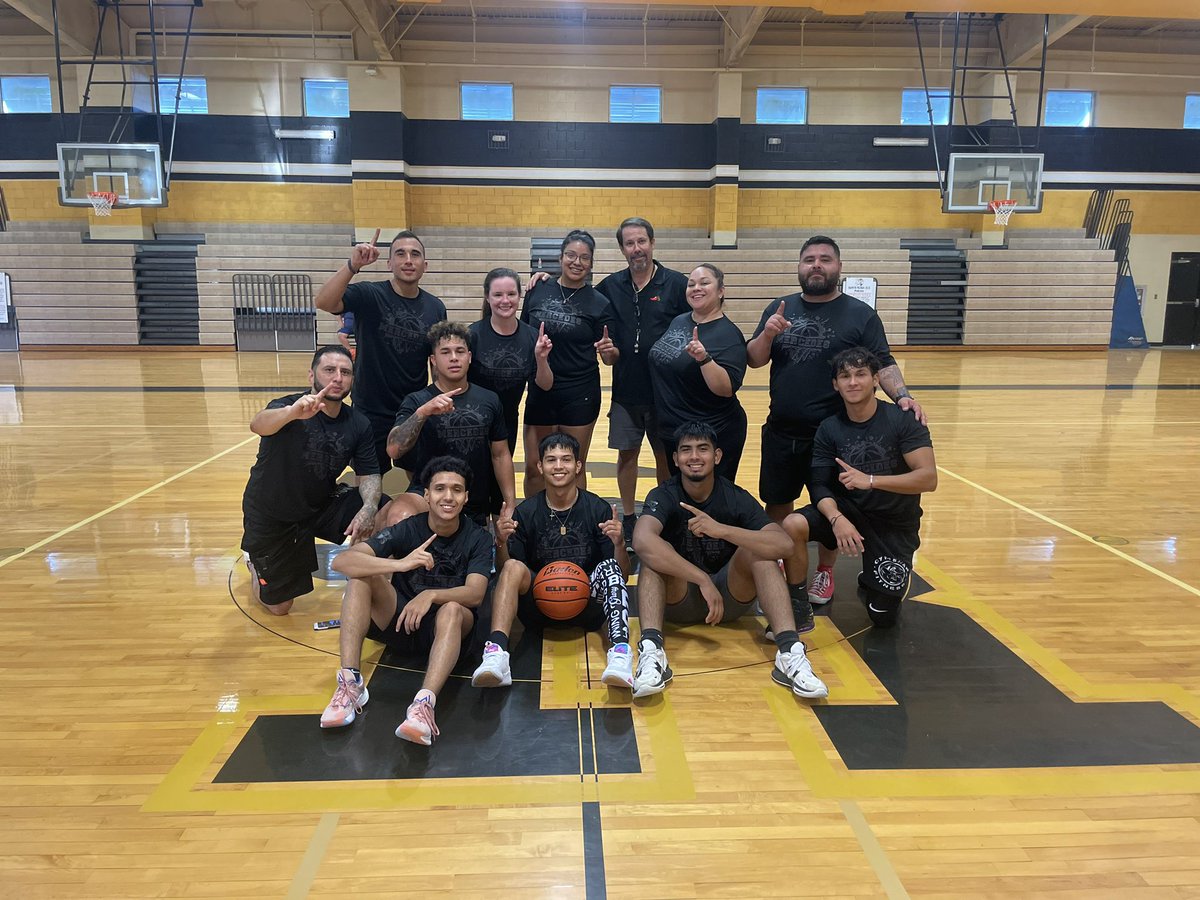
[648,263,748,481]
[520,229,618,494]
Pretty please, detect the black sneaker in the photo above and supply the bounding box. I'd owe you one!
[622,513,638,553]
[792,593,815,634]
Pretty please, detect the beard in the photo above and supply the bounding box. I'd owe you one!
[682,469,709,483]
[312,376,348,401]
[800,271,838,295]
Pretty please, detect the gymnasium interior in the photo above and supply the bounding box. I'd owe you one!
[1,0,1199,896]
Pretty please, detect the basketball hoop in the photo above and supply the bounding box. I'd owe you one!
[987,199,1018,227]
[86,191,118,217]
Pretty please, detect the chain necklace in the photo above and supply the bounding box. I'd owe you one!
[546,493,578,536]
[559,281,583,306]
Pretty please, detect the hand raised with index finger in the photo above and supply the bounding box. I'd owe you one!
[349,228,382,270]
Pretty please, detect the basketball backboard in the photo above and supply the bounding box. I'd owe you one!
[57,143,165,208]
[945,152,1044,214]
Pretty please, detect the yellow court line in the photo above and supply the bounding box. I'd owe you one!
[936,464,1200,599]
[0,436,258,570]
[286,812,339,900]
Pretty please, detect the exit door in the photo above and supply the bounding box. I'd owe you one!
[1163,253,1200,346]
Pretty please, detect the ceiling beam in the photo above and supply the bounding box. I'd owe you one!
[723,6,770,68]
[339,0,395,61]
[4,0,95,54]
[1139,20,1174,36]
[999,13,1089,66]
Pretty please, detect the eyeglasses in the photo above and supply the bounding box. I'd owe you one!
[563,250,593,264]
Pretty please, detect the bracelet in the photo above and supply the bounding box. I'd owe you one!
[829,514,843,527]
[346,259,360,276]
[896,390,912,401]
[699,355,715,366]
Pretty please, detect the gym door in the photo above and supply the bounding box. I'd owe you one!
[1163,253,1200,346]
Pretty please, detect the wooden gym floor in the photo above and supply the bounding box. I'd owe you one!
[1,347,1199,899]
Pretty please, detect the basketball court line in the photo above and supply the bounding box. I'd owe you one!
[286,812,339,900]
[0,436,257,570]
[839,800,910,900]
[935,464,1200,599]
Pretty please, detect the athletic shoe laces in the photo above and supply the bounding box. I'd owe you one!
[409,699,440,739]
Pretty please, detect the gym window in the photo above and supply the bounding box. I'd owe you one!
[1185,95,1200,129]
[0,75,52,114]
[901,88,950,125]
[756,87,808,125]
[610,85,661,123]
[1044,90,1094,127]
[303,78,350,118]
[461,83,513,121]
[157,76,208,114]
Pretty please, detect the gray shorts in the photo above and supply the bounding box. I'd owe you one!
[607,401,663,452]
[663,564,755,625]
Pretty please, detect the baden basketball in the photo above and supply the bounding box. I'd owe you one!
[532,561,590,620]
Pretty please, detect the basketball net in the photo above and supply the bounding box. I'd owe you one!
[86,191,118,217]
[988,199,1018,227]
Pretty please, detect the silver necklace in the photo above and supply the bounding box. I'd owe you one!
[559,281,583,305]
[547,494,578,536]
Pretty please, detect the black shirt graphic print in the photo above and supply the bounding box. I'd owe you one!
[340,281,447,417]
[508,490,616,575]
[242,392,378,527]
[467,318,539,439]
[520,278,614,392]
[641,474,772,574]
[366,515,493,605]
[751,292,897,439]
[810,401,933,528]
[648,313,747,438]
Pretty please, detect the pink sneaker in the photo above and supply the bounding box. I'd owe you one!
[808,567,835,606]
[320,668,369,728]
[396,697,439,746]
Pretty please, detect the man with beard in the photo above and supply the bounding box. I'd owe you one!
[470,432,635,691]
[321,456,493,745]
[595,217,689,550]
[241,345,382,615]
[782,348,936,629]
[315,228,447,475]
[746,235,925,615]
[381,321,515,527]
[631,422,828,700]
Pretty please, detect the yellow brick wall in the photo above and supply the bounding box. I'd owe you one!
[709,184,739,236]
[154,181,354,224]
[407,185,709,230]
[738,188,981,231]
[0,180,89,222]
[352,179,410,230]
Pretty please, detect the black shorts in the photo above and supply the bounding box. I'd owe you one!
[759,424,814,507]
[242,484,381,607]
[663,564,755,624]
[524,375,601,427]
[367,593,479,658]
[516,591,605,632]
[363,410,396,475]
[607,401,663,452]
[799,504,921,600]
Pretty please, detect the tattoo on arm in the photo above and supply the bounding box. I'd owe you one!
[386,414,426,458]
[877,364,909,401]
[357,474,382,511]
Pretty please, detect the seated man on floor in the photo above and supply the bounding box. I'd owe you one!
[631,422,828,700]
[471,432,635,690]
[321,456,493,746]
[241,345,382,616]
[782,347,936,629]
[381,320,516,527]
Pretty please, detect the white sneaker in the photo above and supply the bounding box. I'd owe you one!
[632,640,673,698]
[772,642,828,699]
[600,643,634,689]
[471,642,512,687]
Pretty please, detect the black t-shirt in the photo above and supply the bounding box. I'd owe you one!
[595,261,690,406]
[811,401,933,529]
[242,393,378,528]
[340,280,447,418]
[508,489,616,575]
[365,515,493,605]
[467,318,538,431]
[520,279,614,391]
[648,313,747,438]
[641,474,772,574]
[751,292,897,439]
[393,383,507,516]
